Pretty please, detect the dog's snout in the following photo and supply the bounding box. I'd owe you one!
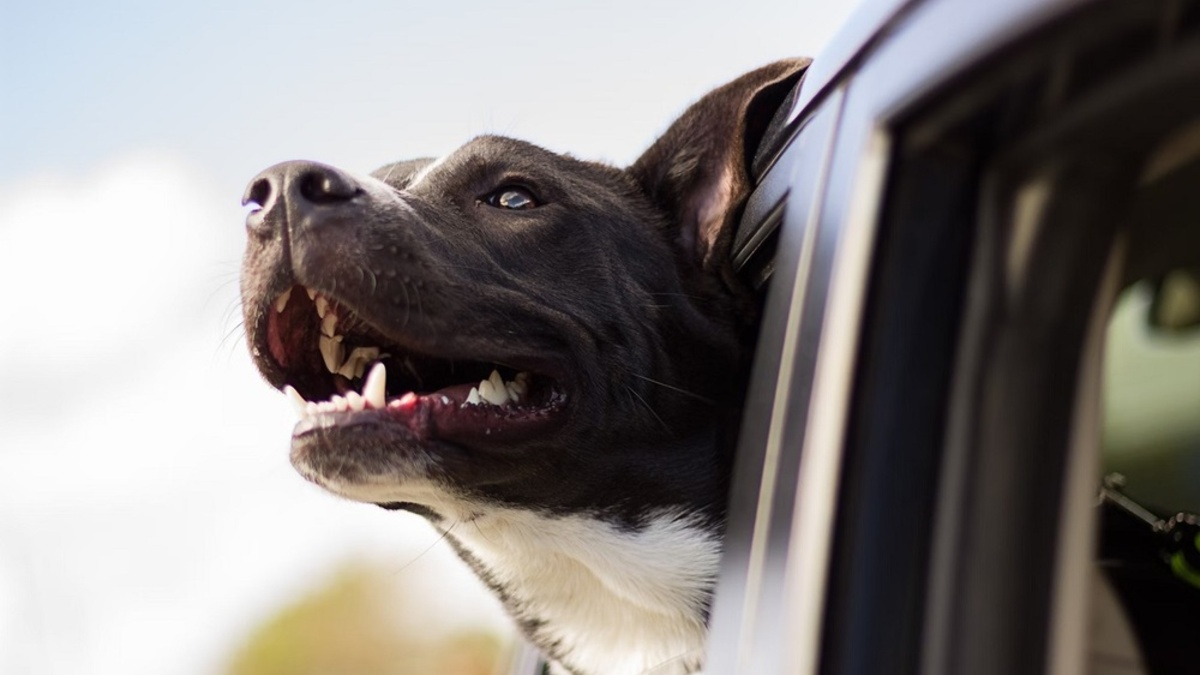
[242,161,360,235]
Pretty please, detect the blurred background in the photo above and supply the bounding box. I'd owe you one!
[0,1,861,673]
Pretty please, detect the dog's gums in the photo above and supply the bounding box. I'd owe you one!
[264,283,567,443]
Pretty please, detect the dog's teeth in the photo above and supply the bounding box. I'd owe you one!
[477,379,497,403]
[509,375,529,396]
[319,335,345,373]
[478,374,509,406]
[337,347,381,380]
[466,387,482,405]
[306,287,317,300]
[363,363,387,408]
[331,395,349,413]
[320,311,338,337]
[513,372,531,395]
[506,382,522,403]
[274,288,293,314]
[346,391,365,412]
[316,295,330,319]
[283,385,308,417]
[306,402,318,416]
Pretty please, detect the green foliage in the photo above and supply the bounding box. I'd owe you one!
[226,562,504,675]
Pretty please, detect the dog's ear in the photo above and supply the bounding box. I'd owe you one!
[629,58,811,272]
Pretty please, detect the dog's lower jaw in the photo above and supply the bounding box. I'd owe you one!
[445,506,720,675]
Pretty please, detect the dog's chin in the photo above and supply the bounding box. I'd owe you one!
[286,397,569,503]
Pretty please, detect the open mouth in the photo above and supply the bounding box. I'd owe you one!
[262,284,567,443]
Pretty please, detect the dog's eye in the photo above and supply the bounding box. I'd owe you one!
[484,186,539,210]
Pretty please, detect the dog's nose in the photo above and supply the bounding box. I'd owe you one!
[242,161,360,235]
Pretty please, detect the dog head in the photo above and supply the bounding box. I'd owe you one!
[240,58,809,673]
[241,59,808,525]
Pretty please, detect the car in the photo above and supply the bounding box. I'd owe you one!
[514,0,1200,671]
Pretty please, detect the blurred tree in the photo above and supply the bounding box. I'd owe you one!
[225,561,504,675]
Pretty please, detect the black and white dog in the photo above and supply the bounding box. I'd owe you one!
[240,59,809,675]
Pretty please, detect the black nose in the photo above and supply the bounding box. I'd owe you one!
[242,160,360,235]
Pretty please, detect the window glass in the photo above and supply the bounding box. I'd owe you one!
[1104,272,1200,513]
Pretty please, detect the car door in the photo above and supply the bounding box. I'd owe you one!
[708,1,1200,675]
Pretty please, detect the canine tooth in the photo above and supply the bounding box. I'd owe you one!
[306,287,317,300]
[274,288,292,313]
[346,391,365,412]
[319,335,345,373]
[321,311,338,337]
[316,295,330,319]
[284,385,308,417]
[478,377,509,406]
[363,363,387,408]
[466,387,481,405]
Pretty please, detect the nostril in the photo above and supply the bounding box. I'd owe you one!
[298,168,360,204]
[243,177,273,210]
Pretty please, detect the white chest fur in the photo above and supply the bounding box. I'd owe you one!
[445,507,721,675]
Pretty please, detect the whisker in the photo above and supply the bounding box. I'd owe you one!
[400,281,412,328]
[625,384,671,434]
[470,515,499,547]
[379,163,399,185]
[216,321,246,361]
[630,373,716,406]
[639,648,704,674]
[364,267,378,296]
[219,297,244,329]
[413,283,425,326]
[392,519,459,574]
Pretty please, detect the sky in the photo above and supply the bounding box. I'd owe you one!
[0,1,862,673]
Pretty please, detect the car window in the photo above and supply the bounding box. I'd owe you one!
[1105,273,1200,514]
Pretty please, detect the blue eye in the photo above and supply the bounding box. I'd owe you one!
[485,186,539,210]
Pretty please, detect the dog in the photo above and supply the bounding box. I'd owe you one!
[239,59,810,675]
